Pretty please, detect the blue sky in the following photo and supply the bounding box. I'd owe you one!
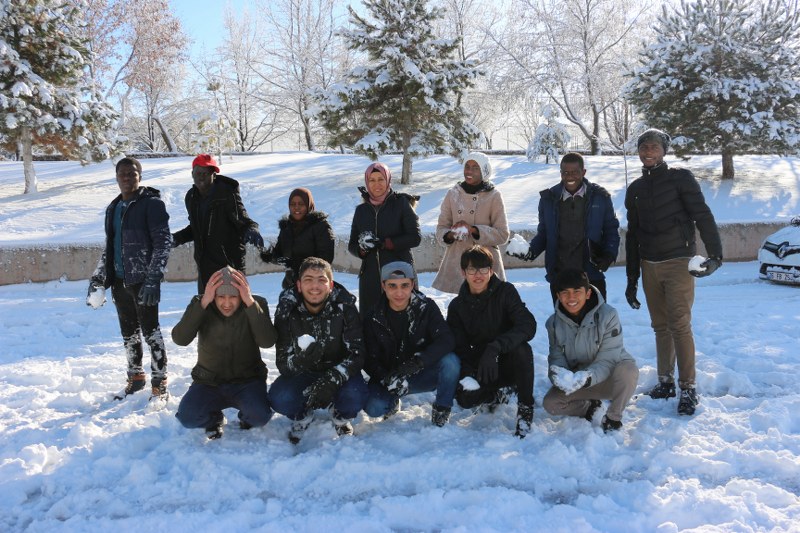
[170,0,249,56]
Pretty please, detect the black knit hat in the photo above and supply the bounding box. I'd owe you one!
[637,129,671,152]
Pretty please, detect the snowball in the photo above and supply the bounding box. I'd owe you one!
[86,287,106,309]
[459,376,480,391]
[689,255,707,273]
[451,226,469,240]
[550,365,590,395]
[506,234,530,256]
[297,334,315,350]
[358,231,377,249]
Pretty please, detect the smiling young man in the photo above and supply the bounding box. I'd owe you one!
[268,257,368,443]
[508,152,619,302]
[362,262,460,426]
[173,267,277,439]
[446,246,537,437]
[542,269,638,433]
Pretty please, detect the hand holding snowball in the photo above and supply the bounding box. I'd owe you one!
[549,365,592,395]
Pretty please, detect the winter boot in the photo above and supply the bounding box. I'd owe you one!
[484,387,510,414]
[647,380,676,399]
[514,403,534,438]
[149,377,168,401]
[331,409,354,437]
[601,415,622,433]
[431,404,451,427]
[113,372,146,400]
[583,399,603,422]
[677,388,699,416]
[288,412,314,444]
[205,414,226,440]
[383,399,401,420]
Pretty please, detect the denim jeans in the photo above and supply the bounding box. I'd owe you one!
[176,379,272,429]
[268,373,368,420]
[364,352,461,417]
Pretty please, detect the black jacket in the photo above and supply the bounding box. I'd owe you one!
[274,281,364,379]
[363,290,455,382]
[625,163,722,280]
[94,186,171,288]
[348,188,421,317]
[173,174,259,276]
[269,211,335,288]
[446,276,537,375]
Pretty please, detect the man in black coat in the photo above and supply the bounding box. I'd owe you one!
[87,157,171,400]
[362,262,460,427]
[172,154,264,294]
[624,129,723,416]
[447,245,537,438]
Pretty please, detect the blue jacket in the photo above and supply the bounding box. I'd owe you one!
[94,186,171,288]
[529,179,620,282]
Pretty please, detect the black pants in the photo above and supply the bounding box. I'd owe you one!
[456,342,534,409]
[549,277,607,304]
[111,279,167,380]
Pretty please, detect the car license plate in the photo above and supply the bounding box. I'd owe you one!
[767,271,799,283]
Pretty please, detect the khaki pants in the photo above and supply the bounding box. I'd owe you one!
[543,360,639,422]
[641,258,696,388]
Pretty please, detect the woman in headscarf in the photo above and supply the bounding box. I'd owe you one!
[261,187,335,289]
[432,152,510,294]
[348,162,421,318]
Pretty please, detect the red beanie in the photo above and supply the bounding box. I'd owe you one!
[192,154,220,174]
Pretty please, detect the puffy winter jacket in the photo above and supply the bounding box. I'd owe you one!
[446,275,537,375]
[269,211,335,288]
[363,290,455,382]
[529,179,620,282]
[171,295,277,385]
[546,289,635,387]
[93,186,171,288]
[274,282,364,379]
[625,163,722,280]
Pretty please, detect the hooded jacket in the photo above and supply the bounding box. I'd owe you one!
[363,290,455,382]
[274,281,365,380]
[625,162,722,280]
[529,178,620,282]
[94,186,171,288]
[173,174,259,274]
[271,211,335,287]
[546,289,635,387]
[171,295,277,385]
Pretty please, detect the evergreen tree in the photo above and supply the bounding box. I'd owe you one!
[0,0,120,193]
[312,0,481,184]
[527,104,570,164]
[626,0,800,179]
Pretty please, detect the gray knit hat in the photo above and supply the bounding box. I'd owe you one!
[216,266,239,296]
[637,129,671,152]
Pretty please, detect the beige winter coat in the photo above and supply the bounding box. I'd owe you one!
[431,183,510,294]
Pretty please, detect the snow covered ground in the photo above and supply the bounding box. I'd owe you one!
[1,153,799,531]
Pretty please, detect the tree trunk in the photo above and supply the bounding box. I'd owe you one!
[21,127,37,194]
[401,148,413,185]
[721,150,735,179]
[152,116,178,153]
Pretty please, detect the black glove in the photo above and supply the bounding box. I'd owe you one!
[138,279,160,306]
[293,341,324,369]
[383,358,424,397]
[358,231,381,254]
[259,246,274,263]
[625,278,641,310]
[591,252,614,273]
[244,228,264,248]
[170,233,179,248]
[507,247,533,261]
[477,347,499,384]
[275,256,291,267]
[304,369,346,410]
[690,257,722,278]
[86,279,106,309]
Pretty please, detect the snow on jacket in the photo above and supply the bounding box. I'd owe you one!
[529,178,620,282]
[348,188,421,316]
[625,162,722,280]
[172,174,259,273]
[274,281,365,379]
[93,186,171,288]
[546,288,635,387]
[363,290,455,382]
[271,211,335,288]
[446,275,536,375]
[432,182,510,294]
[171,295,277,386]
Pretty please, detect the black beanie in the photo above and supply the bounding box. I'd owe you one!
[637,129,671,152]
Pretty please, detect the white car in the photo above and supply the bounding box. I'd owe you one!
[758,216,800,285]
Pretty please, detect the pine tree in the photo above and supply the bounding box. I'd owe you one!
[0,0,120,193]
[312,0,481,184]
[527,104,570,165]
[626,0,800,179]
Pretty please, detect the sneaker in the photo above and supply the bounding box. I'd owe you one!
[331,410,354,436]
[149,377,168,401]
[113,372,146,400]
[677,388,698,416]
[584,399,602,422]
[205,414,226,440]
[646,381,676,399]
[601,415,622,433]
[383,399,401,420]
[289,412,314,444]
[514,403,534,438]
[431,404,451,427]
